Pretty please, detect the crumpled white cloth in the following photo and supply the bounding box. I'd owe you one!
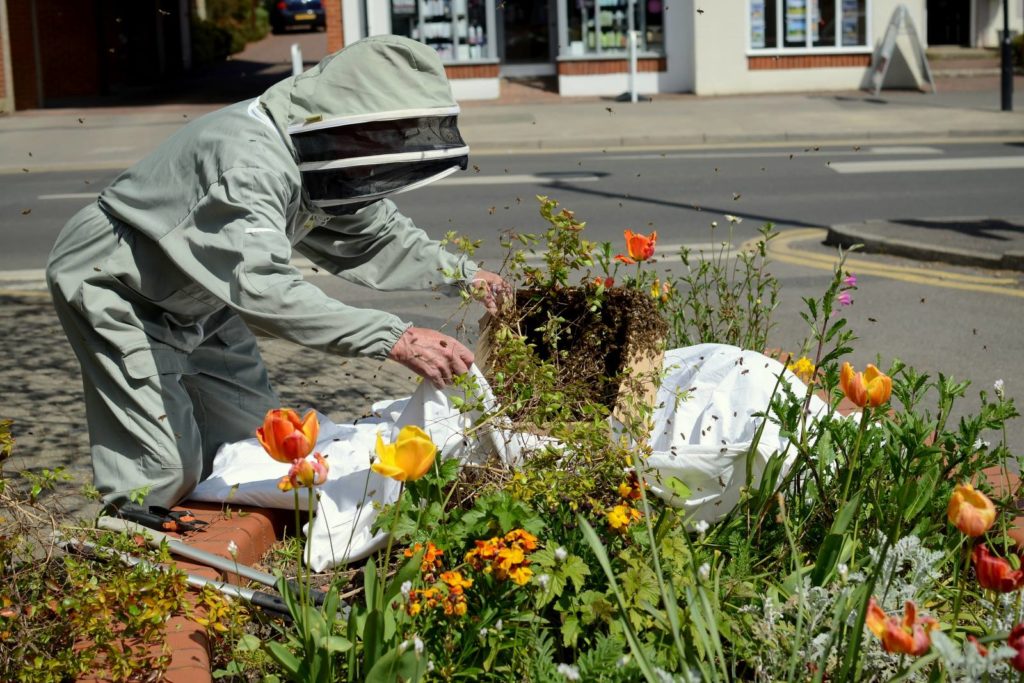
[191,344,830,571]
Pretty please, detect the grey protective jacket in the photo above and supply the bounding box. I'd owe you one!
[93,35,478,361]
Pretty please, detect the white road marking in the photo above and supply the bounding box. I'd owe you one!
[38,192,99,200]
[0,269,48,290]
[829,156,1024,174]
[439,173,601,185]
[89,146,135,154]
[604,146,943,161]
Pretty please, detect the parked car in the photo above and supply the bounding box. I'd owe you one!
[269,0,325,33]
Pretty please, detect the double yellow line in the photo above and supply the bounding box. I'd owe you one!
[753,228,1024,299]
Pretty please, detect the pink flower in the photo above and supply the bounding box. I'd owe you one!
[843,273,858,288]
[278,452,329,491]
[837,291,853,307]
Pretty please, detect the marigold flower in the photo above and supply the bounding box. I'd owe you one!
[277,452,329,491]
[787,356,816,384]
[405,542,445,574]
[503,528,538,551]
[865,597,937,656]
[840,362,892,408]
[372,425,437,482]
[509,566,534,585]
[440,570,473,595]
[607,504,642,533]
[615,229,657,265]
[1008,624,1024,671]
[972,544,1024,592]
[947,483,996,537]
[257,408,319,463]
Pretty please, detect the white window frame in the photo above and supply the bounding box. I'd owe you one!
[557,0,667,59]
[747,0,873,55]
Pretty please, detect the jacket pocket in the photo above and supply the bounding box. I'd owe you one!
[122,345,189,380]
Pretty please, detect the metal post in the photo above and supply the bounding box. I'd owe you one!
[627,0,637,103]
[1000,0,1013,111]
[291,43,303,77]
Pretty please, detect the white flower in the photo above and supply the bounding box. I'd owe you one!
[694,520,709,536]
[698,562,711,582]
[724,214,742,224]
[556,663,581,680]
[554,546,568,562]
[494,618,503,631]
[427,660,435,672]
[995,379,1006,399]
[413,636,424,655]
[398,640,409,654]
[400,580,413,599]
[616,654,631,668]
[537,573,551,589]
[837,563,849,581]
[973,438,991,452]
[479,627,489,639]
[710,221,718,228]
[226,540,238,557]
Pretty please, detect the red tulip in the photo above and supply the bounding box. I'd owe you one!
[972,544,1024,592]
[256,408,319,463]
[1008,624,1024,671]
[614,229,657,265]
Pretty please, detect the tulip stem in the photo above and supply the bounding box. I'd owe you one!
[379,482,405,611]
[951,537,971,630]
[839,407,870,509]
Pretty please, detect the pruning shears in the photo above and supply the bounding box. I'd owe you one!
[108,503,209,534]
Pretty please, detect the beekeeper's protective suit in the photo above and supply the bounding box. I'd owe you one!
[46,36,502,509]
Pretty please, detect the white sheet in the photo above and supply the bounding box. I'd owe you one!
[191,344,832,571]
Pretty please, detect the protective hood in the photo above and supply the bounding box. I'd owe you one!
[260,35,468,214]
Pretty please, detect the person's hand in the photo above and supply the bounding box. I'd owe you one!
[469,269,510,314]
[388,327,474,389]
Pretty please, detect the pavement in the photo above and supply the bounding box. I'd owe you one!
[3,36,1024,518]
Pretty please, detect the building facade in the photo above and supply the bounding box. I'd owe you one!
[326,0,1023,99]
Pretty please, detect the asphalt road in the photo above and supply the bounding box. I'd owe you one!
[3,140,1023,450]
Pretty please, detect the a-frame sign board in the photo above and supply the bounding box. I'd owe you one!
[867,4,937,96]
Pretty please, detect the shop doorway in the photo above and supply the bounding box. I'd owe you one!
[497,0,558,76]
[927,0,971,46]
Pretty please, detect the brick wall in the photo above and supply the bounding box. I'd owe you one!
[444,63,499,79]
[748,54,871,70]
[323,0,343,53]
[557,57,667,76]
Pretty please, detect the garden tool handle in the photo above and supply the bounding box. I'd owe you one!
[96,515,327,606]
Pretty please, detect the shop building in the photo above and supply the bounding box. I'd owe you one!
[327,0,1022,99]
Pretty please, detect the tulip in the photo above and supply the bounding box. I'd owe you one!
[865,597,936,656]
[372,425,437,482]
[840,362,892,408]
[614,229,657,265]
[1008,624,1024,671]
[972,544,1024,592]
[947,483,996,537]
[256,408,319,463]
[278,452,329,492]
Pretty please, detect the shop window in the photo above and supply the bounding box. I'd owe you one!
[750,0,867,51]
[392,0,494,62]
[563,0,665,57]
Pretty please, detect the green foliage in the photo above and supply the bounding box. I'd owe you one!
[203,0,270,55]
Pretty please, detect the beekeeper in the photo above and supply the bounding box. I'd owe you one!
[46,35,505,510]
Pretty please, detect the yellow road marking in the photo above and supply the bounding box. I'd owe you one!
[742,228,1024,298]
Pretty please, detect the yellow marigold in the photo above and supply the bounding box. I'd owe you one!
[405,541,444,573]
[408,601,422,617]
[440,570,473,596]
[454,601,468,616]
[787,356,816,384]
[608,504,642,532]
[495,545,526,572]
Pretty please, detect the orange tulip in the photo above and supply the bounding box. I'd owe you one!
[840,362,892,408]
[972,544,1024,592]
[256,408,319,463]
[865,598,937,656]
[947,483,996,537]
[614,229,657,265]
[372,425,437,482]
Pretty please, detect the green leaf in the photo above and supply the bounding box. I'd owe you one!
[830,491,862,536]
[383,549,424,605]
[363,558,379,610]
[363,609,383,670]
[561,614,583,648]
[810,533,845,587]
[321,635,353,653]
[364,645,420,683]
[235,633,262,652]
[266,641,301,677]
[562,555,591,592]
[664,476,692,501]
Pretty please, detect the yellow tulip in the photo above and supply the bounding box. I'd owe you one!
[840,362,892,408]
[256,408,319,463]
[948,483,996,537]
[372,425,437,482]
